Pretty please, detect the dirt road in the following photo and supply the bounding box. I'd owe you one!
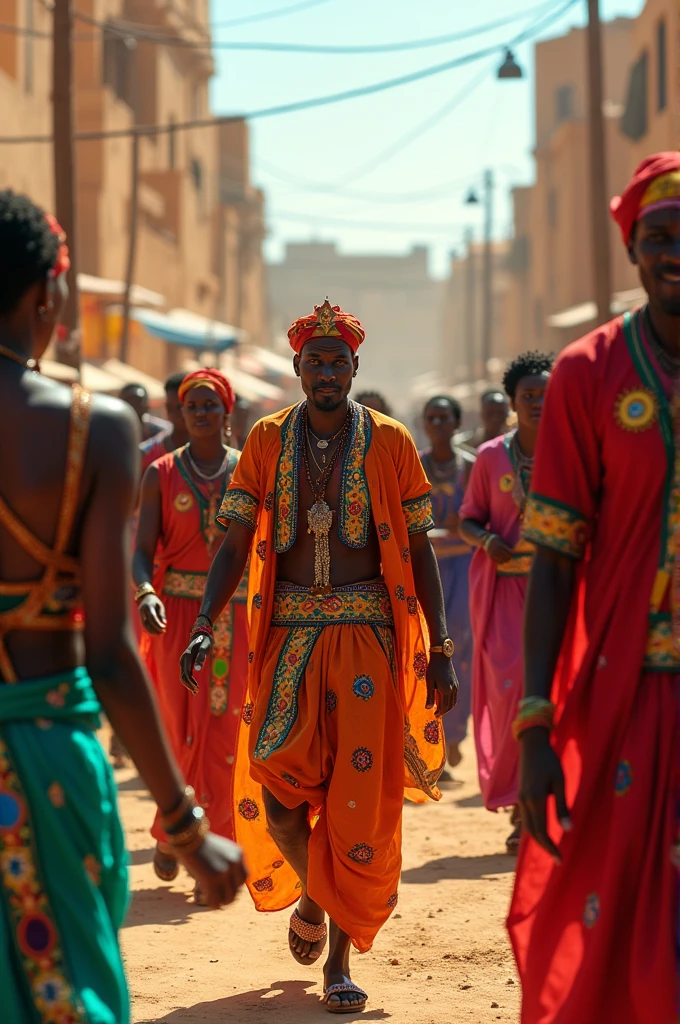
[120,732,520,1024]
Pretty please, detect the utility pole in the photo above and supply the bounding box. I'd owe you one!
[52,0,80,365]
[587,0,612,326]
[481,169,493,377]
[120,131,140,365]
[464,228,477,381]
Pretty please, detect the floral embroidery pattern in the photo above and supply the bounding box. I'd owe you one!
[210,605,234,717]
[0,738,84,1022]
[523,496,589,561]
[281,772,300,788]
[238,798,260,822]
[339,402,372,549]
[253,593,263,610]
[387,892,399,909]
[351,747,374,773]
[348,843,375,865]
[402,492,435,535]
[402,547,410,563]
[395,585,405,601]
[584,893,600,929]
[413,651,428,680]
[256,540,267,561]
[248,651,254,664]
[47,783,65,808]
[264,491,275,512]
[271,581,393,627]
[216,487,260,533]
[242,702,254,726]
[162,568,207,600]
[407,596,418,615]
[614,388,657,432]
[274,406,302,553]
[253,877,274,893]
[423,720,440,745]
[272,859,284,869]
[378,523,391,541]
[404,717,444,798]
[254,626,322,761]
[614,760,633,796]
[326,690,338,714]
[644,614,680,671]
[353,676,374,701]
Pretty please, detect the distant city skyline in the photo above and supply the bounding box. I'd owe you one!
[211,0,645,276]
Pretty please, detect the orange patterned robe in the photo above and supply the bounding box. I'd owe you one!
[217,402,445,952]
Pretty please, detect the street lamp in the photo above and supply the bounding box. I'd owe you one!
[497,49,524,80]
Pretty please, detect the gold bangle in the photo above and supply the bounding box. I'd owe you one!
[162,786,197,831]
[173,821,210,857]
[167,814,210,849]
[134,582,156,603]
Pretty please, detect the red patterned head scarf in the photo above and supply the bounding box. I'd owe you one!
[288,298,365,354]
[610,152,680,245]
[44,213,70,279]
[178,368,235,414]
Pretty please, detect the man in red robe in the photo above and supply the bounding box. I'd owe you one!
[508,152,680,1022]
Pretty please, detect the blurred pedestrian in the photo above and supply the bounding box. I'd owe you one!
[133,369,248,904]
[139,370,190,473]
[466,388,511,449]
[120,382,169,441]
[459,351,553,853]
[509,152,680,1022]
[355,389,393,416]
[420,395,475,773]
[0,189,245,1022]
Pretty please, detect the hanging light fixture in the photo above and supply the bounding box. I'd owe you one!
[497,49,524,79]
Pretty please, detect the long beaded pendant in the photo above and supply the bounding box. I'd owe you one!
[307,499,334,596]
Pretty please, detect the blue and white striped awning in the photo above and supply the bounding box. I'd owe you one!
[131,307,246,351]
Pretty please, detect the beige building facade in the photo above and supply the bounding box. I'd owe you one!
[0,0,267,381]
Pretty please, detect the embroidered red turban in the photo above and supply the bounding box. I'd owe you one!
[610,151,680,245]
[178,368,235,414]
[288,298,365,354]
[45,213,70,279]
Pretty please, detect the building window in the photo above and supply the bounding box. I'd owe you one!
[658,20,667,112]
[554,85,573,125]
[103,28,134,107]
[621,51,648,142]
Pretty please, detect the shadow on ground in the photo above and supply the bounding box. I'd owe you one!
[117,773,153,797]
[123,886,207,929]
[401,853,514,884]
[453,793,484,809]
[128,846,154,867]
[138,980,391,1022]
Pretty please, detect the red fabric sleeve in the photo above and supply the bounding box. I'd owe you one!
[523,343,600,560]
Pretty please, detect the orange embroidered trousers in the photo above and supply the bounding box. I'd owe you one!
[233,580,405,952]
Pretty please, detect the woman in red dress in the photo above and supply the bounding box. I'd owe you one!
[133,369,248,902]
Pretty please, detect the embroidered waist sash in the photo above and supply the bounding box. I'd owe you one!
[163,566,248,603]
[271,579,394,628]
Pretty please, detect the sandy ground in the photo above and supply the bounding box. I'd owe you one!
[119,731,521,1024]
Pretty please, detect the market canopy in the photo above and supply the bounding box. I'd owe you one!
[131,307,245,351]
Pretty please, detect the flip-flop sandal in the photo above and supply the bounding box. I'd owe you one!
[153,845,179,883]
[323,981,368,1014]
[288,907,327,966]
[506,822,522,855]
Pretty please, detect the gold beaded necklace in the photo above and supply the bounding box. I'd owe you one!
[302,405,352,596]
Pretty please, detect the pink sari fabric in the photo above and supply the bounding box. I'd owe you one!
[460,434,527,811]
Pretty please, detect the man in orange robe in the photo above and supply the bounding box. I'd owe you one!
[181,301,457,1013]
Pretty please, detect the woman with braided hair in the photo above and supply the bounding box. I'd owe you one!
[0,189,245,1022]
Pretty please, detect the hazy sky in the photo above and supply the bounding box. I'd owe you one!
[211,0,645,275]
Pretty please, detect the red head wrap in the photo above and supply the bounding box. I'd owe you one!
[288,298,365,355]
[610,151,680,245]
[178,368,235,414]
[44,213,71,279]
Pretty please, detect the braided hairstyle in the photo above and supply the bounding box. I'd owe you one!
[0,190,60,316]
[502,351,554,401]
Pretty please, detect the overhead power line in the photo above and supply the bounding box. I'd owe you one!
[0,0,578,146]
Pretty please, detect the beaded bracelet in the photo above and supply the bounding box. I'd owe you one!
[512,696,556,740]
[190,617,214,643]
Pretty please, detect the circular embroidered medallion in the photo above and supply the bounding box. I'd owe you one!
[238,798,260,821]
[174,492,194,513]
[387,892,399,909]
[348,842,375,864]
[614,389,657,432]
[0,791,25,832]
[252,876,274,892]
[326,690,338,714]
[242,702,254,725]
[413,651,428,680]
[351,747,374,772]
[424,720,440,745]
[614,759,633,796]
[499,474,514,493]
[353,676,374,701]
[17,912,56,957]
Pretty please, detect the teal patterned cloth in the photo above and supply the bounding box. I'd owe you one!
[0,667,129,1023]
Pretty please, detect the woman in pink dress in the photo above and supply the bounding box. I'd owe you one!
[459,352,553,852]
